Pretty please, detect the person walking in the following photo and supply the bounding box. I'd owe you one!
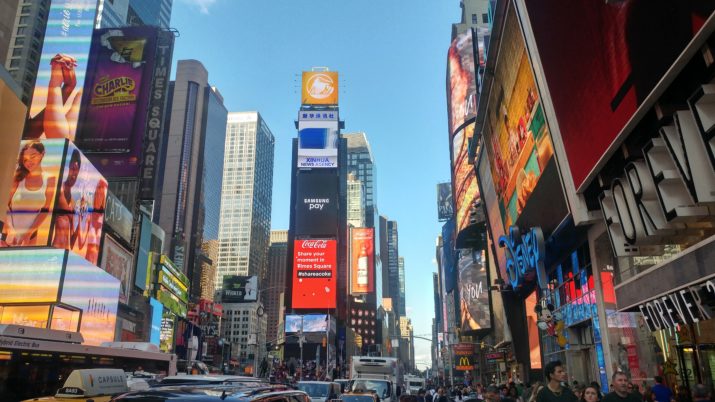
[602,373,640,402]
[436,387,450,402]
[651,377,673,402]
[581,385,600,402]
[536,361,578,402]
[691,384,710,402]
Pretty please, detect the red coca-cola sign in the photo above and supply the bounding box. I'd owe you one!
[292,239,337,309]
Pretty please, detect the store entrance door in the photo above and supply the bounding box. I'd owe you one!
[568,347,594,384]
[695,344,715,389]
[676,344,715,390]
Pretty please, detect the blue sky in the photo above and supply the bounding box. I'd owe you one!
[172,0,459,369]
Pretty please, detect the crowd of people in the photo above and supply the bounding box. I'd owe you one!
[400,361,713,402]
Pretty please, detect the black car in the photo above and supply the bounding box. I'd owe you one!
[110,382,310,402]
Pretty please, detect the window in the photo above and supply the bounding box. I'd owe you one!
[15,37,24,46]
[12,48,22,57]
[482,13,489,24]
[16,26,26,35]
[19,16,28,25]
[9,59,20,68]
[472,14,478,24]
[21,5,30,14]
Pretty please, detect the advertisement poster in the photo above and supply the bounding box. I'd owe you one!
[78,27,157,151]
[447,29,477,135]
[297,115,339,169]
[60,251,120,346]
[441,218,457,293]
[285,314,329,333]
[0,248,64,304]
[292,239,337,309]
[160,310,175,353]
[149,297,163,346]
[221,275,258,303]
[0,75,26,228]
[437,182,454,221]
[521,0,715,191]
[525,290,543,369]
[295,172,339,236]
[349,303,377,345]
[100,234,133,304]
[458,249,491,333]
[301,71,339,105]
[483,6,554,230]
[104,192,133,243]
[3,140,65,247]
[51,141,107,265]
[24,0,99,141]
[452,123,480,232]
[350,228,374,294]
[477,144,507,281]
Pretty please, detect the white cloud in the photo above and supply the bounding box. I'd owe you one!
[406,306,414,315]
[180,0,218,14]
[431,258,437,265]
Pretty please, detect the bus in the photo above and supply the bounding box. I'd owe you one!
[0,324,176,401]
[404,375,425,395]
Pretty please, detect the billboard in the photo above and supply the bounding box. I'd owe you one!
[24,0,99,141]
[458,249,491,333]
[301,71,338,105]
[349,302,377,345]
[134,215,152,290]
[482,5,556,231]
[452,123,480,232]
[350,228,374,294]
[149,297,163,346]
[221,275,258,303]
[437,182,453,221]
[100,234,134,304]
[285,314,329,333]
[292,239,337,309]
[447,29,478,135]
[104,192,133,244]
[0,72,26,228]
[519,0,715,191]
[3,139,107,265]
[295,172,339,236]
[525,290,543,369]
[0,248,64,304]
[477,143,507,281]
[441,218,457,293]
[297,114,339,169]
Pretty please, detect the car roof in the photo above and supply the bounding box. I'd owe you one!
[113,383,306,401]
[297,381,338,385]
[159,375,262,385]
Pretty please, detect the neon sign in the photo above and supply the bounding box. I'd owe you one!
[498,226,546,290]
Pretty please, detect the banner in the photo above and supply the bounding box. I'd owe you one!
[350,228,374,294]
[437,182,453,221]
[221,275,258,303]
[292,239,337,309]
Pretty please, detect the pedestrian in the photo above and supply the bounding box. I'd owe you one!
[651,377,674,402]
[573,385,585,401]
[581,385,600,402]
[526,382,544,402]
[510,386,524,402]
[426,389,435,402]
[628,383,642,401]
[676,385,692,402]
[485,385,502,402]
[691,384,710,402]
[436,387,450,402]
[418,389,427,402]
[536,361,578,402]
[602,372,640,402]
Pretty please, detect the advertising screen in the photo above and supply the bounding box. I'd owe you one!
[447,29,477,135]
[521,0,715,191]
[525,290,543,369]
[349,303,377,345]
[77,26,160,177]
[297,115,339,169]
[292,239,337,309]
[149,297,163,346]
[301,71,338,105]
[452,123,480,232]
[0,73,26,227]
[285,314,329,333]
[100,234,133,304]
[104,192,133,243]
[24,0,99,141]
[441,218,457,293]
[3,139,65,247]
[295,172,339,236]
[221,275,258,303]
[160,310,175,352]
[60,251,120,346]
[458,249,491,334]
[477,143,507,281]
[0,248,64,304]
[482,6,555,230]
[134,215,152,290]
[437,182,453,221]
[51,141,107,265]
[350,228,374,294]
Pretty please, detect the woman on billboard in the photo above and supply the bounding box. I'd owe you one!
[5,141,56,245]
[52,149,82,250]
[24,54,83,139]
[78,179,107,265]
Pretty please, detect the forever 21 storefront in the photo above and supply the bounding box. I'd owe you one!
[512,0,715,391]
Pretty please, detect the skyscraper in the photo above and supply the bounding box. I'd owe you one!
[216,112,275,288]
[344,133,377,228]
[380,216,400,316]
[97,0,173,28]
[0,0,20,68]
[347,172,365,227]
[158,60,228,298]
[267,230,288,341]
[398,256,405,317]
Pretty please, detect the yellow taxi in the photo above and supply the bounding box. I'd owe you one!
[21,368,129,402]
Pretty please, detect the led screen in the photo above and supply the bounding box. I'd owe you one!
[100,234,133,304]
[0,74,26,227]
[60,251,120,346]
[477,143,507,283]
[297,117,339,169]
[295,172,339,236]
[350,228,374,294]
[458,249,491,333]
[24,0,98,141]
[292,239,337,309]
[452,123,480,232]
[301,71,338,105]
[525,290,543,369]
[221,275,258,303]
[285,314,329,333]
[437,182,453,221]
[160,310,175,352]
[149,297,163,346]
[447,29,477,135]
[0,248,63,304]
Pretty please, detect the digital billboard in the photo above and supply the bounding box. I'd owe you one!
[297,114,339,169]
[285,314,329,333]
[149,297,163,346]
[295,172,339,236]
[477,142,507,281]
[349,302,377,345]
[482,5,556,231]
[458,249,491,334]
[292,239,337,309]
[104,192,133,244]
[24,0,99,141]
[301,71,338,105]
[441,218,457,293]
[0,72,26,228]
[0,248,64,304]
[350,228,374,294]
[60,251,120,346]
[447,29,477,135]
[452,123,480,232]
[77,26,160,177]
[525,290,543,369]
[437,182,453,221]
[134,215,152,290]
[519,0,715,191]
[52,141,107,265]
[221,275,258,303]
[100,234,134,304]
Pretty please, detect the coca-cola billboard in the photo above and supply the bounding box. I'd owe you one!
[292,239,337,309]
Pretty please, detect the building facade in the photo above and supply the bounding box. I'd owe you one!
[222,302,268,375]
[97,0,172,28]
[216,112,275,288]
[380,216,401,317]
[347,172,365,228]
[345,132,377,228]
[267,230,288,342]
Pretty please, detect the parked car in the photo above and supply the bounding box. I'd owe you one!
[339,391,380,402]
[296,381,341,402]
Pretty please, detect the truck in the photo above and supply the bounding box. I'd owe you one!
[349,356,403,402]
[404,375,425,395]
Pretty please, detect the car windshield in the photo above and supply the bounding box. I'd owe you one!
[298,383,331,397]
[409,382,423,387]
[342,396,376,402]
[350,380,391,398]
